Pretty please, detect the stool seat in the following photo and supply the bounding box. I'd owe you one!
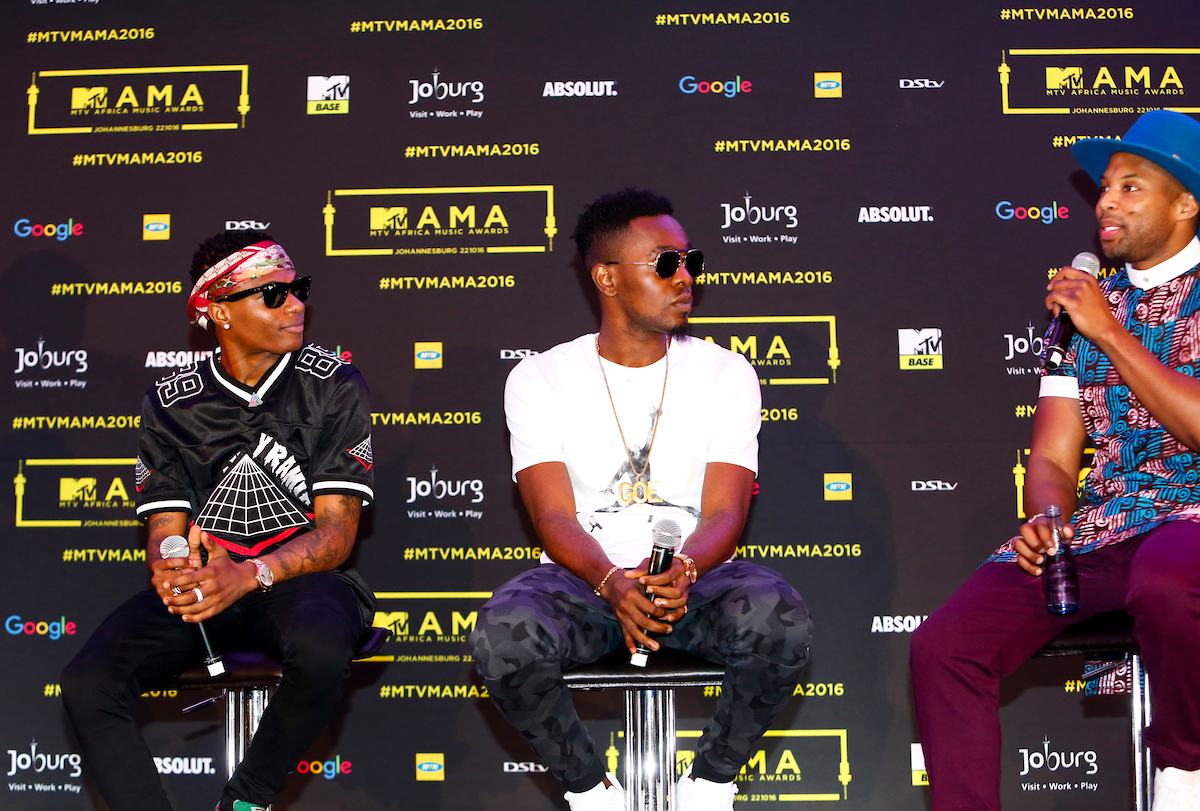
[1033,609,1137,658]
[1030,609,1149,810]
[158,626,390,782]
[565,648,726,811]
[564,648,725,689]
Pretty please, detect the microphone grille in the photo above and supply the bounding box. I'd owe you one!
[651,519,682,549]
[1072,251,1101,278]
[159,534,189,559]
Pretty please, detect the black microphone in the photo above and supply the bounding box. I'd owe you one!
[1044,251,1102,371]
[159,534,226,677]
[630,519,682,667]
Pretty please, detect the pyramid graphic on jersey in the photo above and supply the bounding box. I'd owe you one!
[347,435,373,470]
[196,452,310,538]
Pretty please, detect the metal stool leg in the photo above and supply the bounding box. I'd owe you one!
[1131,654,1152,811]
[223,685,273,781]
[625,687,676,811]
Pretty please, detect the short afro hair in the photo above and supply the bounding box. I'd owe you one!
[571,187,674,266]
[190,230,277,285]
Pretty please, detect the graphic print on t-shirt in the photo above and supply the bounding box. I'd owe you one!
[593,405,701,520]
[346,435,373,470]
[194,432,313,554]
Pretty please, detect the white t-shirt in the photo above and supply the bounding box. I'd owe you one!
[505,333,761,567]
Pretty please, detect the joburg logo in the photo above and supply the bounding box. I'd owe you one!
[679,75,752,97]
[406,466,484,504]
[899,78,944,88]
[898,328,943,370]
[720,193,798,229]
[27,65,250,135]
[996,201,1069,223]
[414,342,443,369]
[14,340,88,375]
[815,72,842,97]
[1005,324,1044,362]
[858,206,933,223]
[308,75,350,115]
[1019,738,1098,779]
[542,81,617,97]
[13,218,83,241]
[143,213,170,240]
[7,742,82,779]
[5,615,77,639]
[409,70,484,108]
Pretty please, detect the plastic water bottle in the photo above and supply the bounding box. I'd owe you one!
[1042,505,1080,615]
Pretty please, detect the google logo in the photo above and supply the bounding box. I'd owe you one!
[6,614,77,639]
[995,201,1069,224]
[13,218,83,241]
[296,755,352,779]
[679,75,752,97]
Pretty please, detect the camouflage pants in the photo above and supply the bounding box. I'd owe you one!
[470,560,812,791]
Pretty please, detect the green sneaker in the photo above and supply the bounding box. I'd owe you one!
[214,801,267,811]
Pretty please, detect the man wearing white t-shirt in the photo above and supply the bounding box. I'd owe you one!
[471,188,812,811]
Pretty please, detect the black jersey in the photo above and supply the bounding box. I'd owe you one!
[135,343,374,562]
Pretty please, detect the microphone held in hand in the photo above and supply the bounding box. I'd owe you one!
[630,519,682,668]
[159,534,226,677]
[1044,251,1102,371]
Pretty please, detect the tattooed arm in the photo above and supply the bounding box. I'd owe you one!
[160,495,362,623]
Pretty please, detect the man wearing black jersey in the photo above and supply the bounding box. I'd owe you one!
[62,231,375,811]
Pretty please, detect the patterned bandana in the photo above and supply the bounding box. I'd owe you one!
[186,241,295,328]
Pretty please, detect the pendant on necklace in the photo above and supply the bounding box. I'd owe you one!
[617,479,664,505]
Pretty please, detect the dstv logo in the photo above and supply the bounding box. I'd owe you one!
[499,349,539,360]
[912,480,958,491]
[226,220,271,230]
[899,79,944,88]
[414,342,443,369]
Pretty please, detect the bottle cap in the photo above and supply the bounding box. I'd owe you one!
[1045,505,1062,517]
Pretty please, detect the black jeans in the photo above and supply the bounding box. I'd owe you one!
[471,560,812,791]
[62,572,366,811]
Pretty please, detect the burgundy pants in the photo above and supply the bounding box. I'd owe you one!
[910,520,1200,811]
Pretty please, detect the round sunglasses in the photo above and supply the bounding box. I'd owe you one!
[604,249,704,279]
[213,276,311,308]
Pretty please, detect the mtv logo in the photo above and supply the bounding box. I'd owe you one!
[370,207,408,230]
[60,478,97,502]
[373,611,409,635]
[71,87,108,109]
[1046,67,1083,90]
[898,328,942,356]
[307,75,350,101]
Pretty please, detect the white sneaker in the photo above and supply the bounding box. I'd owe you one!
[564,772,624,811]
[677,764,739,810]
[1152,767,1200,811]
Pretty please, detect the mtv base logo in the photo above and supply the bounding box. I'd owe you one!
[308,75,349,115]
[898,329,943,370]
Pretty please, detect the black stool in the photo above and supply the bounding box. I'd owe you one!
[1032,610,1150,811]
[162,626,391,780]
[564,648,725,811]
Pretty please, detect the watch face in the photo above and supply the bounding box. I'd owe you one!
[256,562,274,587]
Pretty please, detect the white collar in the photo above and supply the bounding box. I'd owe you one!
[209,348,292,407]
[1125,236,1200,290]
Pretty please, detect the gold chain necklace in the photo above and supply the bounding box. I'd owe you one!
[596,334,670,480]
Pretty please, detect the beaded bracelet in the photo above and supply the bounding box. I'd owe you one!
[594,565,622,597]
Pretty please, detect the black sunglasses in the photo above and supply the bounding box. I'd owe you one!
[604,249,704,279]
[214,276,311,308]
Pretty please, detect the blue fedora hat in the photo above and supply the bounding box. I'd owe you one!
[1072,110,1200,199]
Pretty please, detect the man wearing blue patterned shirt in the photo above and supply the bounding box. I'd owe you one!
[912,111,1200,810]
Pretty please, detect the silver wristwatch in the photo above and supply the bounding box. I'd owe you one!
[248,558,274,592]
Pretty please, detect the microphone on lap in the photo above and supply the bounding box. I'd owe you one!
[1044,251,1102,371]
[629,519,682,668]
[159,534,226,677]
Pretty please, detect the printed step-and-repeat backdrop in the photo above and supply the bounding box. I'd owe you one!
[2,1,1191,809]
